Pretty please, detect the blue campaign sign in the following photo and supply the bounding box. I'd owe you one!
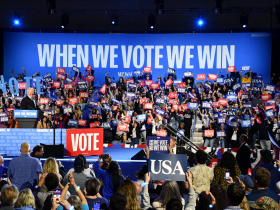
[242,120,252,127]
[148,153,188,181]
[4,33,271,86]
[188,102,198,110]
[155,108,165,116]
[216,78,224,84]
[147,136,170,154]
[265,110,274,118]
[13,110,38,118]
[217,117,226,124]
[68,119,78,126]
[226,95,237,101]
[137,114,146,121]
[216,130,226,138]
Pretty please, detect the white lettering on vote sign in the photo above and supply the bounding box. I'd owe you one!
[14,110,37,118]
[149,140,168,152]
[71,133,100,152]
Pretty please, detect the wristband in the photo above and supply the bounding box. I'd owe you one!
[69,206,74,210]
[75,186,80,191]
[141,182,148,188]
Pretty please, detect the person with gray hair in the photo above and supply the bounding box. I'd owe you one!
[0,184,19,209]
[0,156,8,178]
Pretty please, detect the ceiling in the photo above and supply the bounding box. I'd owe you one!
[1,0,280,33]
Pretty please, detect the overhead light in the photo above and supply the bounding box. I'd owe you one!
[61,13,69,29]
[240,13,248,28]
[148,14,155,29]
[111,15,118,25]
[13,19,20,26]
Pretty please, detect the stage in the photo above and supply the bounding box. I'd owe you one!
[3,147,146,181]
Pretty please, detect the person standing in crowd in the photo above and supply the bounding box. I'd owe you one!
[30,145,44,159]
[0,184,19,210]
[7,142,42,191]
[236,135,251,175]
[0,155,8,176]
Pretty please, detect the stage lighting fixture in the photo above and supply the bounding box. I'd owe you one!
[148,14,155,29]
[240,13,248,28]
[61,13,69,29]
[13,19,20,26]
[111,15,118,25]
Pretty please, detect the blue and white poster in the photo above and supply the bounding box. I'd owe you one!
[147,136,170,154]
[4,33,271,86]
[148,153,188,181]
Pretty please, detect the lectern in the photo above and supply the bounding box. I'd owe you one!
[12,110,41,128]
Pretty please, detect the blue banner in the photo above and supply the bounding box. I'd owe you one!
[13,110,38,118]
[147,136,170,154]
[188,102,198,110]
[4,33,271,86]
[137,114,146,121]
[242,120,252,127]
[68,119,78,127]
[148,153,188,181]
[265,110,274,118]
[226,95,237,101]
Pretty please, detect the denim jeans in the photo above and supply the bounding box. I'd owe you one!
[140,131,147,145]
[130,138,139,147]
[260,140,271,150]
[218,138,225,148]
[204,138,214,147]
[252,130,258,149]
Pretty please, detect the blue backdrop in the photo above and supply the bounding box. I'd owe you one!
[4,32,271,86]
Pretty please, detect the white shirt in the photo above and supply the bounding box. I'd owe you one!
[28,95,36,108]
[231,131,237,141]
[171,145,177,154]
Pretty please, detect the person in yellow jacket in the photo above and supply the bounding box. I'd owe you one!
[240,68,252,84]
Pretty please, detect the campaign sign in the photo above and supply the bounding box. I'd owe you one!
[78,81,88,89]
[53,82,61,88]
[265,85,275,92]
[224,78,231,84]
[204,83,211,90]
[172,104,178,110]
[79,92,89,98]
[86,64,92,72]
[66,128,103,156]
[39,98,49,104]
[72,66,80,72]
[155,109,165,116]
[233,83,241,91]
[241,94,249,100]
[226,95,237,101]
[86,75,95,82]
[261,94,271,101]
[145,80,153,86]
[117,124,128,131]
[128,83,137,89]
[169,92,177,99]
[137,114,146,121]
[68,119,78,127]
[90,122,100,128]
[265,110,274,118]
[18,82,26,89]
[100,84,108,94]
[228,90,236,95]
[0,116,9,122]
[140,98,149,104]
[202,101,211,109]
[241,66,250,71]
[188,92,195,99]
[208,74,218,80]
[147,136,170,154]
[56,100,64,106]
[265,105,275,111]
[126,92,135,99]
[242,120,251,127]
[88,101,97,107]
[64,83,73,89]
[197,74,206,80]
[57,67,65,74]
[78,119,87,126]
[167,99,178,105]
[101,122,110,129]
[57,74,66,80]
[126,78,134,84]
[13,110,37,118]
[252,78,262,84]
[204,130,214,137]
[143,67,152,73]
[148,153,188,181]
[230,121,238,127]
[266,99,275,105]
[157,130,167,137]
[217,117,226,124]
[213,113,219,119]
[216,78,224,84]
[177,83,186,88]
[182,104,189,110]
[218,99,228,106]
[123,116,131,124]
[155,98,165,104]
[63,106,73,114]
[238,91,246,99]
[216,130,225,138]
[177,88,186,93]
[144,103,153,109]
[0,112,7,117]
[69,97,79,104]
[165,78,173,87]
[184,71,193,77]
[150,83,159,89]
[243,103,252,109]
[188,102,198,110]
[227,66,236,72]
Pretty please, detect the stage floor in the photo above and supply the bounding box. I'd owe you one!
[4,147,146,181]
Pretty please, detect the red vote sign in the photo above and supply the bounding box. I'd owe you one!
[165,78,173,87]
[208,74,218,81]
[227,66,236,73]
[18,82,26,89]
[86,75,95,82]
[140,98,148,104]
[144,103,153,109]
[169,92,177,99]
[157,130,167,137]
[79,92,89,98]
[126,78,134,84]
[265,105,275,111]
[39,98,49,104]
[261,94,271,101]
[150,83,159,89]
[90,122,100,128]
[69,97,79,104]
[57,74,66,80]
[177,83,186,88]
[57,67,65,74]
[218,99,228,106]
[117,124,128,132]
[66,128,103,156]
[123,116,131,124]
[143,67,152,73]
[197,74,206,80]
[145,80,153,86]
[53,82,61,88]
[100,84,108,94]
[7,108,16,117]
[64,83,73,89]
[172,104,178,110]
[86,65,92,72]
[204,130,214,137]
[78,119,87,126]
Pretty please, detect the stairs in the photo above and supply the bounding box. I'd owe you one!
[191,112,204,147]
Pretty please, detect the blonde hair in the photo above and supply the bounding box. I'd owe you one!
[43,157,59,174]
[119,180,141,210]
[21,142,30,153]
[67,195,82,210]
[16,188,35,208]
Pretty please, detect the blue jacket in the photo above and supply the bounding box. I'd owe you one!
[15,205,34,210]
[258,162,280,192]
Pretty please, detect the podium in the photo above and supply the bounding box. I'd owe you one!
[13,110,41,128]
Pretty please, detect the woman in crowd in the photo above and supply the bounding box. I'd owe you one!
[37,116,50,129]
[119,180,141,210]
[211,151,241,190]
[203,123,216,148]
[15,188,36,210]
[94,154,124,200]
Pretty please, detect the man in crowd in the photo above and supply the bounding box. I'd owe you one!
[236,135,251,175]
[109,192,127,210]
[30,145,44,159]
[7,142,42,191]
[224,183,245,210]
[0,184,19,210]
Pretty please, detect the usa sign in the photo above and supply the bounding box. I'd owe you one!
[148,153,188,181]
[66,128,104,156]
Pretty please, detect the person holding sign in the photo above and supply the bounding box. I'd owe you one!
[240,68,252,84]
[128,121,141,147]
[203,123,216,148]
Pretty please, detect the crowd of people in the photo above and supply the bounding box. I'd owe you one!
[3,67,280,149]
[0,141,279,210]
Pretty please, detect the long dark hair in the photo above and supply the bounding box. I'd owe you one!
[215,151,237,178]
[210,184,226,210]
[108,161,123,193]
[196,191,210,210]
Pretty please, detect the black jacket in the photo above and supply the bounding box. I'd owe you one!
[236,143,251,175]
[21,96,39,110]
[128,124,141,138]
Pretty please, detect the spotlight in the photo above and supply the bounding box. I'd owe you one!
[111,15,118,25]
[61,13,69,29]
[240,13,248,28]
[196,16,205,27]
[148,14,155,29]
[13,19,20,26]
